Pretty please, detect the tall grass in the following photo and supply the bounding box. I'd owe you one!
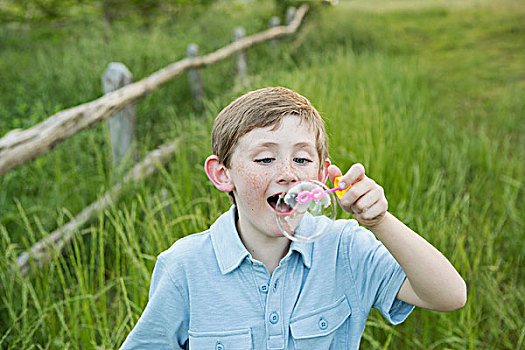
[1,0,523,348]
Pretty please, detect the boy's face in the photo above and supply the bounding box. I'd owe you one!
[226,115,329,239]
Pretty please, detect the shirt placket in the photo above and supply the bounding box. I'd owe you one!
[265,264,286,350]
[249,260,271,313]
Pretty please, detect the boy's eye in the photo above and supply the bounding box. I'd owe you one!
[294,158,313,164]
[255,158,274,164]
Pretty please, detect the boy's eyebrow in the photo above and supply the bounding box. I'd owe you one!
[250,141,316,152]
[293,142,317,151]
[251,141,279,149]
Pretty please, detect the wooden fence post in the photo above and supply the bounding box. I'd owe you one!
[102,62,136,174]
[286,7,297,25]
[233,27,248,81]
[186,43,205,112]
[269,16,281,50]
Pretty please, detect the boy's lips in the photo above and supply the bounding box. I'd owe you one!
[267,192,293,214]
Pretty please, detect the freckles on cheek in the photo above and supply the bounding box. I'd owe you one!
[242,168,268,189]
[239,169,270,212]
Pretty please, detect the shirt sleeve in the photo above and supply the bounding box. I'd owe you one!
[120,256,189,349]
[345,223,414,325]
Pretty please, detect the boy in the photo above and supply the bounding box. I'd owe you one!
[121,87,466,349]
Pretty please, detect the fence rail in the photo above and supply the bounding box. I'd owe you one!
[0,4,308,177]
[16,139,180,276]
[9,5,310,276]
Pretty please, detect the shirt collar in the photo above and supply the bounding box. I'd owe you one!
[210,206,313,274]
[290,240,313,269]
[210,206,249,274]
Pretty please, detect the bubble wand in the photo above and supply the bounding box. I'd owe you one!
[275,176,353,242]
[295,176,351,204]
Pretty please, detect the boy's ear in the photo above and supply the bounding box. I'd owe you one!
[205,155,235,193]
[319,158,331,183]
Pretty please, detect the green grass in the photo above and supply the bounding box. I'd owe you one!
[1,0,524,348]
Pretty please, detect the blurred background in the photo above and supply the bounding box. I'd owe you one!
[0,0,523,348]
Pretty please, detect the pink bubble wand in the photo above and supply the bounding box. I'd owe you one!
[296,176,351,204]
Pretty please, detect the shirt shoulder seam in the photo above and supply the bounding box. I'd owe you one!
[342,223,368,317]
[156,254,188,302]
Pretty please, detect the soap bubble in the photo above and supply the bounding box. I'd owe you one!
[275,180,337,242]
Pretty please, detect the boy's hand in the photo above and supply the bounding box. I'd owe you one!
[327,163,388,228]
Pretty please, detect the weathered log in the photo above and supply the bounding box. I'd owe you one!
[0,4,308,177]
[269,16,281,49]
[286,7,297,26]
[186,44,206,112]
[102,62,136,173]
[16,139,180,276]
[233,27,248,80]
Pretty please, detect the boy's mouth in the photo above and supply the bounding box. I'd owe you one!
[267,193,293,214]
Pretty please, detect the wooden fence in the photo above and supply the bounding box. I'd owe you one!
[5,5,309,276]
[0,4,307,177]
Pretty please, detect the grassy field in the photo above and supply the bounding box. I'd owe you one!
[0,0,523,348]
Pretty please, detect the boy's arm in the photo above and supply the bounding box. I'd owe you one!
[368,212,466,311]
[120,257,189,349]
[328,163,467,312]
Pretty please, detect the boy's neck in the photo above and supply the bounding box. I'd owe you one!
[235,218,291,275]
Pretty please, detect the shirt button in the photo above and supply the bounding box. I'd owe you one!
[319,317,328,330]
[215,341,224,350]
[259,284,269,293]
[269,312,279,324]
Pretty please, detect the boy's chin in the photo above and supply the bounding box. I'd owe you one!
[264,222,285,238]
[270,229,285,238]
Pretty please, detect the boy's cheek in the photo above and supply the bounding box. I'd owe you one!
[232,169,269,193]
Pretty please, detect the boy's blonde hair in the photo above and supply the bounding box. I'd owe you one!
[212,87,329,168]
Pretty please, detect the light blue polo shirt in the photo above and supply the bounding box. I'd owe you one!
[121,206,414,349]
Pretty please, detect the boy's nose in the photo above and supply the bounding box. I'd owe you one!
[277,162,299,184]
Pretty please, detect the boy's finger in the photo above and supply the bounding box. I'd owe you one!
[327,164,343,185]
[340,177,373,207]
[354,187,382,212]
[360,199,388,221]
[339,163,365,189]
